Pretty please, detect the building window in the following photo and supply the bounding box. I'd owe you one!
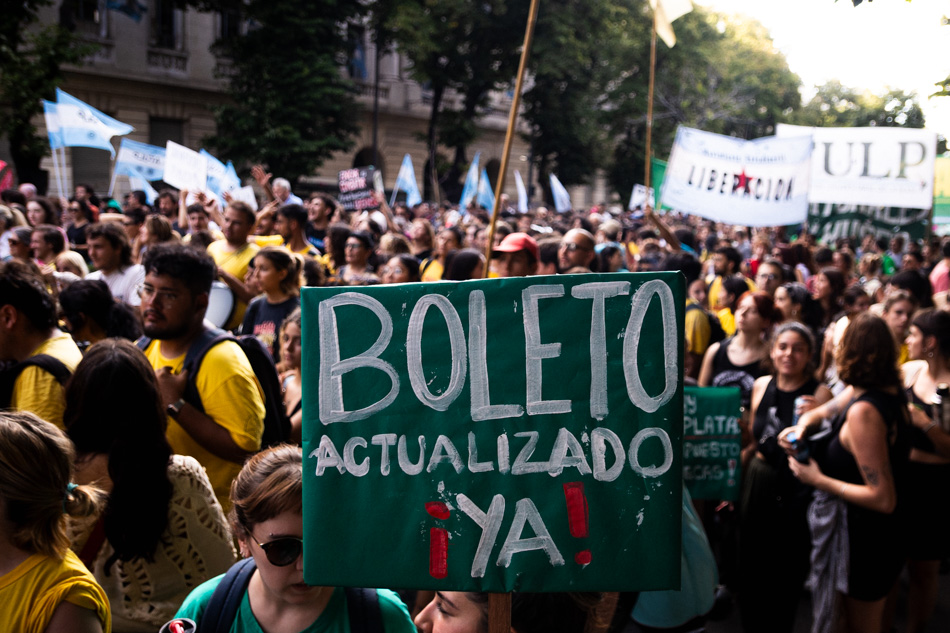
[149,117,184,147]
[71,147,111,197]
[151,0,183,50]
[63,0,109,39]
[218,9,242,42]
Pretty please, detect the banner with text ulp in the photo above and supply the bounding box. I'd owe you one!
[776,124,937,209]
[301,273,684,592]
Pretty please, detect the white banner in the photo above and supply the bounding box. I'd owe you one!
[660,126,813,226]
[229,185,259,211]
[163,141,208,193]
[776,124,937,209]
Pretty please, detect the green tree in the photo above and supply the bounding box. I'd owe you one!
[201,0,363,184]
[604,6,801,199]
[385,0,527,201]
[0,0,95,189]
[792,81,925,128]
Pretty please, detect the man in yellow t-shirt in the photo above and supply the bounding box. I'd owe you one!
[206,201,260,332]
[139,243,264,509]
[0,261,82,429]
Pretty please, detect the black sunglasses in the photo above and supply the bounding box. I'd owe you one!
[250,533,304,567]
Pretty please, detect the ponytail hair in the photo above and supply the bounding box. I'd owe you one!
[0,411,104,559]
[256,246,303,296]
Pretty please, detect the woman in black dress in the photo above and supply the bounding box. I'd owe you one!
[739,322,832,633]
[781,313,910,633]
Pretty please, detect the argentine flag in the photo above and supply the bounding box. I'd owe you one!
[56,88,133,156]
[459,152,481,210]
[514,170,528,213]
[476,168,495,211]
[549,173,572,213]
[43,101,64,150]
[115,139,165,182]
[392,154,422,207]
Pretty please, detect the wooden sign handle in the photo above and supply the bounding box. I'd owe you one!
[488,593,512,633]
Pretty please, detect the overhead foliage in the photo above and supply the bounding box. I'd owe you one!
[792,80,926,128]
[0,0,96,188]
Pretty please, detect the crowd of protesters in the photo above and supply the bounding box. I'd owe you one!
[1,169,950,633]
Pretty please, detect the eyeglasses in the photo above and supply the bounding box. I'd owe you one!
[380,266,405,276]
[136,283,180,307]
[561,242,589,252]
[344,243,364,250]
[249,533,304,567]
[757,273,777,281]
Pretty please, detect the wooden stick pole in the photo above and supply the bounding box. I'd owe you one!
[488,593,512,633]
[644,3,658,193]
[482,0,541,276]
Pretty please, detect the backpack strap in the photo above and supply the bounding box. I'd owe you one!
[178,326,232,414]
[200,557,257,633]
[0,354,72,407]
[345,587,382,633]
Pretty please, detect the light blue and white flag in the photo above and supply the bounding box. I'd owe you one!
[661,125,813,226]
[392,153,422,207]
[55,89,133,156]
[476,168,495,211]
[128,174,158,204]
[115,139,165,181]
[459,151,481,210]
[549,173,572,213]
[514,170,528,213]
[43,101,63,149]
[202,149,240,202]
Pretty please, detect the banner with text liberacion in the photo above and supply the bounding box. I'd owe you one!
[660,126,813,227]
[776,124,938,210]
[300,273,684,592]
[683,386,741,502]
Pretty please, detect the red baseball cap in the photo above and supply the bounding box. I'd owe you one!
[494,232,539,261]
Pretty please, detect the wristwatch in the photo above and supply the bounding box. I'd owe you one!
[167,398,187,419]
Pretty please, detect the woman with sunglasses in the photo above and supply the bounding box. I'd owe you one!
[175,445,416,633]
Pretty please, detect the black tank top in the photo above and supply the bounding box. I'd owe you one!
[711,337,767,409]
[753,377,820,468]
[906,387,938,454]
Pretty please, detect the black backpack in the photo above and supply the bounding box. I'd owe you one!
[137,327,291,449]
[0,354,72,408]
[197,558,382,633]
[685,302,726,345]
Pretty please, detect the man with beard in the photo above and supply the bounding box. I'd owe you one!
[206,201,259,331]
[138,243,264,509]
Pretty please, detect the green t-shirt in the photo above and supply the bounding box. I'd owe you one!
[175,575,415,633]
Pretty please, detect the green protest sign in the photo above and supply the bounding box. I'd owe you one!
[300,273,684,592]
[808,202,928,244]
[683,386,741,502]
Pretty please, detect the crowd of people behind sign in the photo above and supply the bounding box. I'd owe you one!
[1,168,950,633]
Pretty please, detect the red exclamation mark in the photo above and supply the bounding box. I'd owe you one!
[563,482,591,565]
[425,501,451,579]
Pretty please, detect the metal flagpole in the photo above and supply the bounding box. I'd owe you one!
[482,0,541,276]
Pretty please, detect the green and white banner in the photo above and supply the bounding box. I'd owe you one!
[301,273,684,592]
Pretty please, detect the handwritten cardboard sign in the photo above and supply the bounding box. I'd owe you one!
[301,273,684,592]
[682,386,741,501]
[338,166,378,211]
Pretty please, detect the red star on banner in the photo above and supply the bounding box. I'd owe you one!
[737,169,753,194]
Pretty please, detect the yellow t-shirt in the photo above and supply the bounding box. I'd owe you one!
[11,333,83,430]
[250,234,284,248]
[207,240,260,331]
[717,308,737,337]
[0,550,111,633]
[143,339,265,510]
[707,275,756,311]
[421,258,444,282]
[684,300,712,356]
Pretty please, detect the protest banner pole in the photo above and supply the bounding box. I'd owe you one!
[49,144,64,199]
[489,593,511,633]
[643,4,658,194]
[483,0,541,276]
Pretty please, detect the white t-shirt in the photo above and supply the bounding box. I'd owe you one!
[86,264,145,306]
